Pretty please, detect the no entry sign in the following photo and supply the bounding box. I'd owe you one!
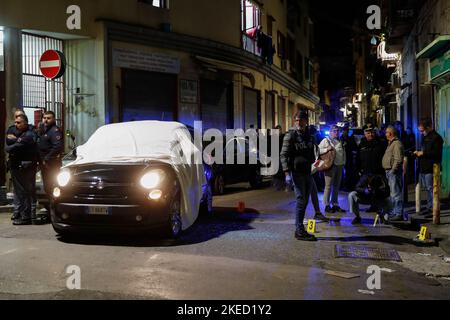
[39,50,66,79]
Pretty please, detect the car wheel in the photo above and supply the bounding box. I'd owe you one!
[213,174,225,195]
[165,193,182,238]
[249,168,263,189]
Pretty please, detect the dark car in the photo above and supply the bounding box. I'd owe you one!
[210,136,263,195]
[50,121,212,238]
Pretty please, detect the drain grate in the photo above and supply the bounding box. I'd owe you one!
[334,245,402,262]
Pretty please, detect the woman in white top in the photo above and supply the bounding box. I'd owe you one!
[319,125,346,213]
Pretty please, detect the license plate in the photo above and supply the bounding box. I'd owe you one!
[87,206,110,215]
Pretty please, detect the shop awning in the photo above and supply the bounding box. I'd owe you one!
[416,35,450,60]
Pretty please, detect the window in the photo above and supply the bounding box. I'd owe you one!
[241,0,261,56]
[267,15,275,37]
[277,31,286,59]
[22,33,64,129]
[0,27,4,72]
[138,0,169,9]
[304,57,310,80]
[287,36,295,67]
[297,52,303,82]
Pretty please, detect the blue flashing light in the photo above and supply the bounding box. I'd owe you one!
[325,131,330,136]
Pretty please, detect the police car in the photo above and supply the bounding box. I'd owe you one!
[49,121,212,238]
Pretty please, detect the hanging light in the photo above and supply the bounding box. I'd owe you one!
[371,35,378,46]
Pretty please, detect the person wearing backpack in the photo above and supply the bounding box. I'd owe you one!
[280,109,317,241]
[319,125,346,214]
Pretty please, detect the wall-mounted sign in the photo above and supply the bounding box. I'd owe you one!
[180,79,198,104]
[430,51,450,80]
[113,48,180,74]
[40,50,66,79]
[377,41,400,62]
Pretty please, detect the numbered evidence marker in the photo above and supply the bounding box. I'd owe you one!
[418,226,430,241]
[307,219,316,233]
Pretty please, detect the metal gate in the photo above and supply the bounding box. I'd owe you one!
[22,32,64,128]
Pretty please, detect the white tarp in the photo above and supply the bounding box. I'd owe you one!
[66,121,205,230]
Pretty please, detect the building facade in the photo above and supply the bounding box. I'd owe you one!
[0,0,320,188]
[383,0,450,197]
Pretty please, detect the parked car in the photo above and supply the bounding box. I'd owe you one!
[50,121,212,238]
[210,136,263,195]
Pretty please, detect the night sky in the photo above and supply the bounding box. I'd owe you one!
[309,0,380,96]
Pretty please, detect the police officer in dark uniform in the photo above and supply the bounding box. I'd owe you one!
[38,111,64,202]
[5,114,38,225]
[6,109,33,221]
[280,109,317,241]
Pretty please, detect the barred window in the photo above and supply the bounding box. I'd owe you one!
[22,33,64,129]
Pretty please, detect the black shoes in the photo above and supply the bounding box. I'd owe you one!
[351,216,362,225]
[314,213,330,222]
[325,205,346,213]
[12,219,32,225]
[332,206,346,213]
[295,229,317,241]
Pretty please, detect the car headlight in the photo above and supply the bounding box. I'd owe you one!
[140,170,165,189]
[57,171,71,187]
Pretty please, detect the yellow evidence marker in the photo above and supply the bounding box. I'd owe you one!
[307,219,317,233]
[418,226,430,241]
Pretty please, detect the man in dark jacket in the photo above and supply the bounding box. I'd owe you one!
[280,109,317,241]
[5,115,39,225]
[6,109,39,221]
[414,118,444,213]
[357,124,386,175]
[349,174,390,225]
[38,111,64,198]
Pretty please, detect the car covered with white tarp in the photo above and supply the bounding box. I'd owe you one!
[50,121,211,238]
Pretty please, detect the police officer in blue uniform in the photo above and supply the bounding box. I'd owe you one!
[5,109,36,221]
[280,109,317,241]
[38,111,64,201]
[5,114,39,225]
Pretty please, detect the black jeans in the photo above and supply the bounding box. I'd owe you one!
[292,173,312,232]
[11,163,37,221]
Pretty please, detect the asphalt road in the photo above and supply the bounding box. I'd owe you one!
[0,183,449,300]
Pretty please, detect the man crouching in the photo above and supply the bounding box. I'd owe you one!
[349,174,390,225]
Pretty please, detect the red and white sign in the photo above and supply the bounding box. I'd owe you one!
[39,50,66,79]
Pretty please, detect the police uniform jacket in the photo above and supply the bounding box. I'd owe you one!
[38,124,64,162]
[5,128,38,169]
[280,127,316,175]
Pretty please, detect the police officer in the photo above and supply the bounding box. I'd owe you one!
[5,114,38,225]
[6,109,31,221]
[280,109,317,241]
[38,111,64,200]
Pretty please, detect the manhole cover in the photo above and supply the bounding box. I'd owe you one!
[334,245,402,262]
